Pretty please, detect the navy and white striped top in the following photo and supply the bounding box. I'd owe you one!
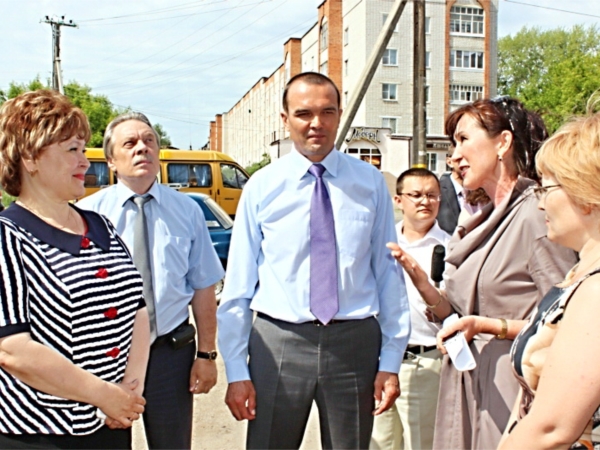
[0,203,144,435]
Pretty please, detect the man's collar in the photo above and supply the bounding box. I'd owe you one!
[2,203,111,255]
[450,174,463,195]
[115,180,162,207]
[289,146,340,180]
[398,220,448,246]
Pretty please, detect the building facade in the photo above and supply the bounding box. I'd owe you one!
[209,0,498,184]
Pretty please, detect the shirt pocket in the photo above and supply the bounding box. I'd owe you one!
[335,210,372,257]
[159,236,192,277]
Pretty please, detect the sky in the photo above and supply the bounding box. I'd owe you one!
[1,0,598,150]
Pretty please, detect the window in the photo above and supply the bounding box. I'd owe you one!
[382,83,397,101]
[425,85,430,103]
[85,162,110,187]
[450,50,484,69]
[320,61,328,76]
[425,51,431,68]
[344,59,349,76]
[427,152,438,172]
[450,84,484,103]
[345,148,382,170]
[382,117,398,133]
[450,6,484,35]
[220,164,248,189]
[167,163,212,187]
[382,13,399,32]
[425,17,431,34]
[382,49,398,66]
[321,20,328,49]
[344,27,349,45]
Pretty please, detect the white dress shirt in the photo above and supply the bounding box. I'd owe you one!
[218,148,410,383]
[396,220,450,346]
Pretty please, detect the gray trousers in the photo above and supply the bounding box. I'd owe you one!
[247,314,382,449]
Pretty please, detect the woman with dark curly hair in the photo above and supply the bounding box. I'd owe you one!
[0,90,149,449]
[388,97,576,449]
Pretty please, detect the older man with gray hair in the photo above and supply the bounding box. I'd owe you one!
[79,112,224,449]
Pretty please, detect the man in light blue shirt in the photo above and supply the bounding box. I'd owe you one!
[78,112,224,450]
[218,72,410,449]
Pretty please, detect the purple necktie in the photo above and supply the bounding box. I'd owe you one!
[308,164,339,325]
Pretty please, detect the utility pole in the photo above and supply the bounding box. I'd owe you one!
[412,0,427,168]
[335,0,409,150]
[42,15,77,94]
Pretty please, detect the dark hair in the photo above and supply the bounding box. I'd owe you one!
[282,72,341,112]
[396,167,440,195]
[445,97,548,181]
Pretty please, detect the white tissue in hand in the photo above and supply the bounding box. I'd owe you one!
[443,314,477,372]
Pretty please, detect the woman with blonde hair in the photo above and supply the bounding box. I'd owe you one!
[0,90,149,449]
[495,104,600,448]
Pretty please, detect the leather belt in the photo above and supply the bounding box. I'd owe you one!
[152,319,190,346]
[403,344,437,359]
[256,312,359,326]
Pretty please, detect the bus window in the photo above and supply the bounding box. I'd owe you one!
[167,163,212,187]
[85,162,110,187]
[221,164,248,189]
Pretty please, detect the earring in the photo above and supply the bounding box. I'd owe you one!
[28,169,38,176]
[498,155,503,162]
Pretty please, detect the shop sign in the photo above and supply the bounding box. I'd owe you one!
[347,127,381,144]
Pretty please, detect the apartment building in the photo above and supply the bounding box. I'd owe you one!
[209,0,498,183]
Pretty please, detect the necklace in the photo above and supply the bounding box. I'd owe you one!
[561,253,600,287]
[16,201,85,235]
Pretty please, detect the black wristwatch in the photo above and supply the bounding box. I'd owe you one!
[197,350,218,361]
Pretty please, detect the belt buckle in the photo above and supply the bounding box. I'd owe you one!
[404,351,417,360]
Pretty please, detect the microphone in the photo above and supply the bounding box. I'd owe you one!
[431,245,446,288]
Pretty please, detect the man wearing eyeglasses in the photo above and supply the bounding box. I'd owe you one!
[371,168,450,450]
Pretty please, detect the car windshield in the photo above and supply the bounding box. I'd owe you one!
[204,197,234,229]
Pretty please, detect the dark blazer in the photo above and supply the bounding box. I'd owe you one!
[438,172,460,235]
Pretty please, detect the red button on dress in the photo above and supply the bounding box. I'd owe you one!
[95,268,108,278]
[81,236,90,248]
[104,307,118,319]
[106,348,120,358]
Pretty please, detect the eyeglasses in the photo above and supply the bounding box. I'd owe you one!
[532,184,561,201]
[400,192,442,203]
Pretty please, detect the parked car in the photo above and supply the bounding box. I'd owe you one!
[185,193,233,302]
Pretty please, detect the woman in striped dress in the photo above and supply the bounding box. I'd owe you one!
[0,90,150,449]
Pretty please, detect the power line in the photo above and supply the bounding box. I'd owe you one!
[94,0,294,95]
[90,0,267,89]
[503,0,600,19]
[78,1,270,27]
[76,0,230,23]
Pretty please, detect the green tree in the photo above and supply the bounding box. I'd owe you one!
[498,25,600,133]
[154,123,172,148]
[0,77,47,102]
[0,78,126,148]
[63,82,125,147]
[245,153,271,176]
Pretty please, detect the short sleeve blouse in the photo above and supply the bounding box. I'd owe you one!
[0,204,144,435]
